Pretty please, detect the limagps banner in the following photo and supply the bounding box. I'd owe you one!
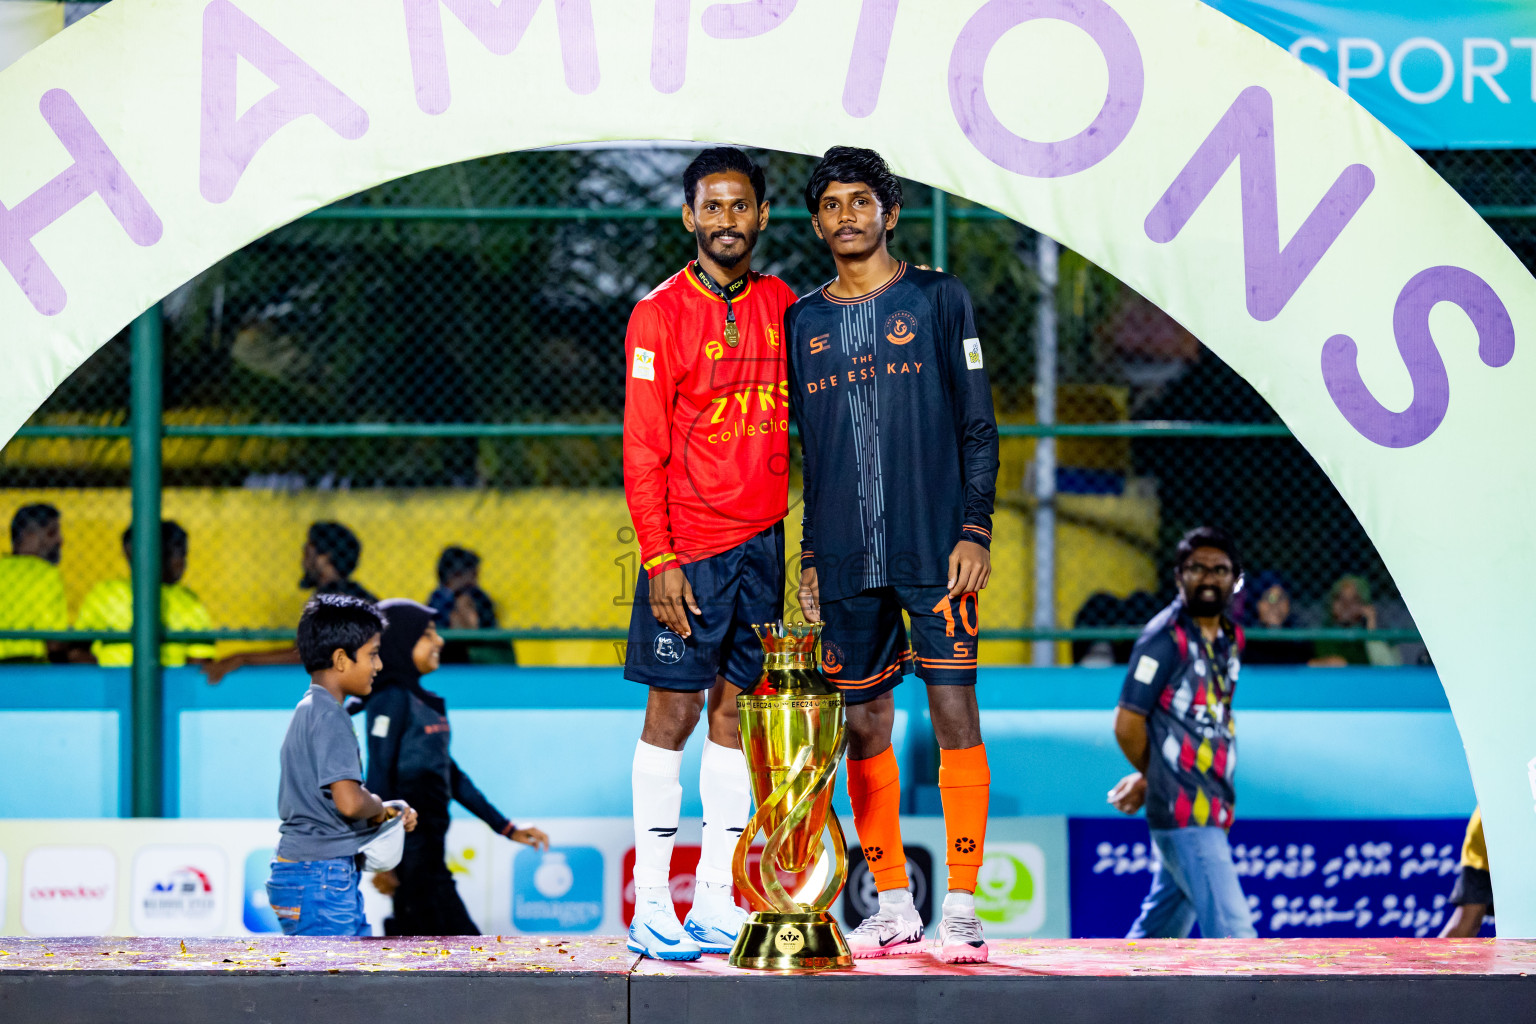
[0,817,1068,939]
[1208,0,1536,148]
[2,0,1536,933]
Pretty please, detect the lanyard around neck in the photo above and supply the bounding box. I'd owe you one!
[691,262,748,346]
[1200,630,1230,698]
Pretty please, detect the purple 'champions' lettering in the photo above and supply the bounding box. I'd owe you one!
[702,0,797,36]
[652,0,797,95]
[1144,86,1376,323]
[1321,266,1515,449]
[842,0,898,118]
[949,0,1143,178]
[405,0,599,115]
[0,90,161,316]
[651,0,689,93]
[200,0,369,204]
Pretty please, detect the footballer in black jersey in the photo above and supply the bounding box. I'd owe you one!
[787,147,998,965]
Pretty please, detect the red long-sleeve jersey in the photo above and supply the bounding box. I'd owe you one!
[623,264,795,577]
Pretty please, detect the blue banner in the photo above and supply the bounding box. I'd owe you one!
[1209,0,1536,148]
[1069,818,1494,938]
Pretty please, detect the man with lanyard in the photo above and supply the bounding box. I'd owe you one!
[622,147,797,961]
[1110,526,1257,938]
[788,146,999,964]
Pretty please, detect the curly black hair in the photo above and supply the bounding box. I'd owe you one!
[803,146,904,242]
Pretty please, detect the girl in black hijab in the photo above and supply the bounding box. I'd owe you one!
[363,598,548,935]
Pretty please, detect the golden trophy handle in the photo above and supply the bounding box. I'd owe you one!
[733,733,850,914]
[768,732,849,911]
[732,746,811,913]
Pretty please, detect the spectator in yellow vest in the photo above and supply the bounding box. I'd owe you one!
[74,521,216,668]
[0,504,69,663]
[1439,807,1492,937]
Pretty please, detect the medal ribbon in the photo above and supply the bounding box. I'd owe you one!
[691,262,749,345]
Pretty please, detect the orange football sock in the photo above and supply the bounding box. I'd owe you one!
[939,744,990,893]
[846,745,908,893]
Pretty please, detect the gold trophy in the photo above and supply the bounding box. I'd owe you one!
[728,621,853,971]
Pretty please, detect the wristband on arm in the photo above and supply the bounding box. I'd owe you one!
[643,552,678,577]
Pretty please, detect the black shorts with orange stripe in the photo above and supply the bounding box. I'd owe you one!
[817,585,979,705]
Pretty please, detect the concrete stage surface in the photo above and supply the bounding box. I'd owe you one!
[0,936,1530,1023]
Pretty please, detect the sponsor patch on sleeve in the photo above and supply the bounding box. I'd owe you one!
[631,347,656,381]
[370,714,391,737]
[1133,655,1160,684]
[963,337,984,370]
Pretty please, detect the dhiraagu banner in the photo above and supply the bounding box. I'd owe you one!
[1208,0,1536,148]
[2,0,1536,933]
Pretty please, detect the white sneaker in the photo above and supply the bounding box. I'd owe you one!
[935,892,990,964]
[683,881,749,953]
[627,886,702,961]
[846,891,925,958]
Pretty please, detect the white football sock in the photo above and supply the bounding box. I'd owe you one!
[879,887,921,921]
[691,880,738,915]
[943,891,977,916]
[697,740,751,886]
[635,884,672,906]
[632,740,685,889]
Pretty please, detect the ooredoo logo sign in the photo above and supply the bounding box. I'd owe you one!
[22,846,116,936]
[132,845,227,936]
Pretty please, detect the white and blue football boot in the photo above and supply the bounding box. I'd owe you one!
[682,881,749,954]
[627,886,702,961]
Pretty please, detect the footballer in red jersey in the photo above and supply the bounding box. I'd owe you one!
[621,148,796,960]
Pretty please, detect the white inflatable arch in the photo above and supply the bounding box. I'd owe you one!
[2,0,1534,931]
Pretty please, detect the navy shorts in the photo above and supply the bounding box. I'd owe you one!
[624,524,785,691]
[818,585,980,705]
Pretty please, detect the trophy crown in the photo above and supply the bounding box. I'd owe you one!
[745,621,837,697]
[752,620,822,656]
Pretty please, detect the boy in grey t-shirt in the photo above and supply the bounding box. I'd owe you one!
[267,594,417,935]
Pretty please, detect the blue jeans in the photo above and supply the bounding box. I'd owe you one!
[1127,827,1257,938]
[266,857,370,936]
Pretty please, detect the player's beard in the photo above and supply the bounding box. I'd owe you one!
[1186,585,1228,618]
[299,571,317,589]
[697,223,758,273]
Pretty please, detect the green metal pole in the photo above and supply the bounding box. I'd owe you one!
[931,188,949,272]
[130,306,164,818]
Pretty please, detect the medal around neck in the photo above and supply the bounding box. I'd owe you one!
[729,621,853,971]
[692,263,745,348]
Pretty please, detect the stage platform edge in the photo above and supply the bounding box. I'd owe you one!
[0,936,1531,1024]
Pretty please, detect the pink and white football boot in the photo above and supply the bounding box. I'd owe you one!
[845,890,925,959]
[935,892,990,964]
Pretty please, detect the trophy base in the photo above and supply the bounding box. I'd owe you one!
[727,911,853,971]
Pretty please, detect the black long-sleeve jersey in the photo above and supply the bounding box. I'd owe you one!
[363,682,513,837]
[787,263,1000,604]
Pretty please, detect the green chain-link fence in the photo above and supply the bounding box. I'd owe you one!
[8,144,1532,674]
